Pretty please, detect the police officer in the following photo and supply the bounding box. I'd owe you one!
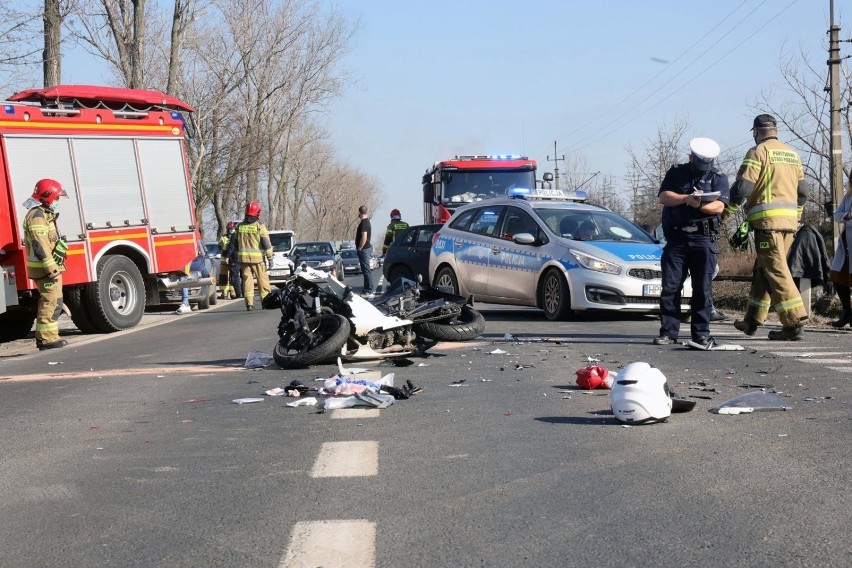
[654,138,730,349]
[23,179,69,350]
[382,209,409,255]
[726,114,810,340]
[228,201,273,311]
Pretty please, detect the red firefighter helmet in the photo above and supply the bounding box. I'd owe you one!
[226,220,237,231]
[390,208,401,219]
[246,201,261,217]
[32,178,67,206]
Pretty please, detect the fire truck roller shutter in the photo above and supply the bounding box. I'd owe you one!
[4,137,84,242]
[137,139,194,233]
[73,138,145,229]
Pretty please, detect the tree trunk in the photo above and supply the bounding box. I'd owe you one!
[43,0,61,87]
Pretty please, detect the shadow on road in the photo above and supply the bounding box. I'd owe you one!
[535,414,613,426]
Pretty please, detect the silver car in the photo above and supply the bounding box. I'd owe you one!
[428,189,691,320]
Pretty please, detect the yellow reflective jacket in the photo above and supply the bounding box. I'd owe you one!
[23,205,63,279]
[736,137,805,231]
[234,220,272,265]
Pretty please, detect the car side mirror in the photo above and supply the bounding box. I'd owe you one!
[513,233,536,245]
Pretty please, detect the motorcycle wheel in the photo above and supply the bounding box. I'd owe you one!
[273,314,350,369]
[413,305,485,342]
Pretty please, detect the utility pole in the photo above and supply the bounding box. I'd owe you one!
[829,0,843,244]
[547,141,565,191]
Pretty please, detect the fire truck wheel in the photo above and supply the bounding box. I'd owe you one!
[64,286,101,334]
[433,266,460,296]
[0,304,36,342]
[85,255,145,332]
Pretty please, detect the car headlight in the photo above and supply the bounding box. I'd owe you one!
[319,259,334,268]
[569,249,621,275]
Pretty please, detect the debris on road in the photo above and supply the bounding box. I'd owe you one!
[244,350,272,369]
[232,397,264,404]
[576,364,614,390]
[711,391,792,414]
[490,348,508,355]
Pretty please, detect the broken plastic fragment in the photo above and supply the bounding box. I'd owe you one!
[232,397,264,404]
[490,348,508,355]
[265,387,286,396]
[337,357,371,375]
[711,391,792,414]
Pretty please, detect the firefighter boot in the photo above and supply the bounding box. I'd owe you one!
[733,312,759,336]
[768,324,804,341]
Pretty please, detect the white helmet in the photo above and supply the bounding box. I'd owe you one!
[610,362,672,424]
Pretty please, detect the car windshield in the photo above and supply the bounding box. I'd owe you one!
[270,233,294,252]
[442,170,536,204]
[534,208,655,243]
[204,242,221,256]
[295,242,332,256]
[340,249,358,259]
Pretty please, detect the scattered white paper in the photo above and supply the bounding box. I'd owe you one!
[490,348,508,355]
[48,361,62,365]
[232,397,264,404]
[285,397,318,407]
[265,387,286,396]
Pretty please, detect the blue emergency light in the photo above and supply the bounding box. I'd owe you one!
[507,187,532,199]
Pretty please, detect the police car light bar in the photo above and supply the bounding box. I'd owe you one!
[506,187,589,202]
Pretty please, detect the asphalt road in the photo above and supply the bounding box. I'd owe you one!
[2,271,852,567]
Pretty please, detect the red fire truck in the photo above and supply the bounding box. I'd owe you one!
[0,85,204,341]
[422,155,539,223]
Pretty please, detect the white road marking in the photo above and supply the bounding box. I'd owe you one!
[310,441,378,477]
[827,367,852,373]
[280,519,375,568]
[800,358,852,365]
[331,408,381,419]
[770,352,850,358]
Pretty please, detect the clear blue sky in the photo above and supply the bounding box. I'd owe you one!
[48,0,842,226]
[331,0,837,224]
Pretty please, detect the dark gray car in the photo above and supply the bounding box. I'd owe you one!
[382,223,442,285]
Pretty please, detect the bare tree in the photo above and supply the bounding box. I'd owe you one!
[625,118,691,228]
[43,0,62,86]
[71,0,147,88]
[590,175,628,217]
[0,4,43,90]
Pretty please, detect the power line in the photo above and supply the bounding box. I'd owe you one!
[550,0,753,145]
[568,0,801,154]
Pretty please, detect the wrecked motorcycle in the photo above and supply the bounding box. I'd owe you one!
[264,265,484,368]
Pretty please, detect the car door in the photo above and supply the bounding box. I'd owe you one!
[486,206,543,300]
[451,206,504,296]
[411,225,439,284]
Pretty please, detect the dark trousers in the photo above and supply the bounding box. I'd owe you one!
[358,246,374,292]
[229,261,243,297]
[659,232,718,340]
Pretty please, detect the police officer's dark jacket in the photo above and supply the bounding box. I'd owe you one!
[659,164,730,230]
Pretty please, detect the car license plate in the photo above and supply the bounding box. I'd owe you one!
[643,284,662,297]
[268,270,287,277]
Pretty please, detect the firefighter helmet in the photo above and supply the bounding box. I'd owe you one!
[32,178,67,206]
[226,220,237,231]
[390,208,401,220]
[246,201,261,217]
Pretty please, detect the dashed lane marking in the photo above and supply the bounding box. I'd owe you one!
[768,352,851,358]
[331,408,381,419]
[0,365,242,383]
[310,441,378,478]
[280,519,375,568]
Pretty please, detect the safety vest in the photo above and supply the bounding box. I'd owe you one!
[235,220,272,264]
[383,220,409,250]
[218,234,231,266]
[737,138,804,231]
[23,205,63,279]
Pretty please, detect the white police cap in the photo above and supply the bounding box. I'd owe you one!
[689,137,720,171]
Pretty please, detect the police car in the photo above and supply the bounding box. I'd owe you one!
[428,187,691,319]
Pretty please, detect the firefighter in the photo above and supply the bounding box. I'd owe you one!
[726,114,810,340]
[217,221,237,299]
[22,178,68,350]
[382,209,409,255]
[228,201,273,311]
